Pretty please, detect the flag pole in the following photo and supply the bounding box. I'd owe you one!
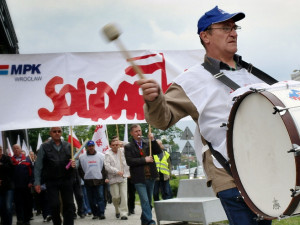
[148,124,152,156]
[116,124,119,139]
[105,125,109,143]
[70,126,74,160]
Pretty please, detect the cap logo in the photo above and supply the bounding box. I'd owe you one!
[218,8,226,14]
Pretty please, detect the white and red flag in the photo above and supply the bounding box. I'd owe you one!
[68,128,81,149]
[6,137,13,157]
[92,125,109,153]
[36,133,43,151]
[21,139,29,156]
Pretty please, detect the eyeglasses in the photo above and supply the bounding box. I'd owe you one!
[207,25,241,33]
[52,130,62,133]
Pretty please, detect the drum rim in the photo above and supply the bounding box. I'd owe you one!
[227,90,300,219]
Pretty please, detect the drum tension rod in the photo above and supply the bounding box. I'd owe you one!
[254,215,264,221]
[220,123,228,128]
[288,144,300,155]
[273,105,300,115]
[273,106,286,115]
[290,188,300,197]
[249,87,265,93]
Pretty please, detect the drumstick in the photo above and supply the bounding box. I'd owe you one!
[102,23,145,79]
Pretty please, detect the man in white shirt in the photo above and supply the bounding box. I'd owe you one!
[78,140,106,220]
[104,137,130,220]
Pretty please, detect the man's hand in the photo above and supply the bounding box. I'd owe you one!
[137,79,160,102]
[145,156,154,163]
[117,171,124,177]
[70,160,76,168]
[148,133,154,141]
[35,185,41,194]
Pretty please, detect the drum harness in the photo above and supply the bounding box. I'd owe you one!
[201,57,278,176]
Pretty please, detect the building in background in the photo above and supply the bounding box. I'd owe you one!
[0,0,19,53]
[291,70,300,81]
[0,0,21,152]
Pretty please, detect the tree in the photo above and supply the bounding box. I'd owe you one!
[26,123,183,152]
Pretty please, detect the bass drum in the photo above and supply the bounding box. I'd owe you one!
[227,86,300,220]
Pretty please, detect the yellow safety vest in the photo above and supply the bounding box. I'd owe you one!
[154,151,170,175]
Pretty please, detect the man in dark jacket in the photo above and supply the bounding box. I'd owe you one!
[34,127,76,225]
[11,144,33,225]
[124,124,161,225]
[0,145,14,225]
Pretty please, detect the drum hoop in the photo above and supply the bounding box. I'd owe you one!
[227,90,300,219]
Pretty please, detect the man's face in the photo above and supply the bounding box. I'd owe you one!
[50,127,62,142]
[110,140,119,153]
[205,19,238,56]
[29,152,35,158]
[130,125,142,141]
[13,145,22,157]
[87,144,95,153]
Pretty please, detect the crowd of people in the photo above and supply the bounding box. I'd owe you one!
[0,124,173,225]
[1,5,275,225]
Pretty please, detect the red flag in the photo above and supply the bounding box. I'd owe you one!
[92,125,109,153]
[68,129,81,148]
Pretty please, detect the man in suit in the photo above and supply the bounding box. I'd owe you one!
[124,124,161,225]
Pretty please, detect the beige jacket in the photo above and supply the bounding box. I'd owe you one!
[104,148,130,185]
[144,83,236,194]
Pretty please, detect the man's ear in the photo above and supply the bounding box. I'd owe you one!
[200,31,210,45]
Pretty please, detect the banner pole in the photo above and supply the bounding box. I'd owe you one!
[70,126,74,160]
[148,124,152,156]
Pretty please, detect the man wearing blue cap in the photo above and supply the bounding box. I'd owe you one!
[78,140,107,220]
[137,6,273,225]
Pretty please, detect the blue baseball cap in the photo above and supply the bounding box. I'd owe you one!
[87,140,95,146]
[197,6,245,34]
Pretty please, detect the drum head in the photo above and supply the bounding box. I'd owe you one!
[228,92,297,218]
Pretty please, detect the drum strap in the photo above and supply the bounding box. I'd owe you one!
[202,57,278,91]
[206,140,233,176]
[201,57,277,176]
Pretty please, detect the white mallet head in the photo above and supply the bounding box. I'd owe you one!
[102,23,121,42]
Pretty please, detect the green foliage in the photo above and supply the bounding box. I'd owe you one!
[170,176,180,197]
[26,123,183,152]
[27,127,51,151]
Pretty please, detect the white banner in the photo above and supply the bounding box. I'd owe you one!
[0,49,204,131]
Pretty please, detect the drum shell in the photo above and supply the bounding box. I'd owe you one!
[227,89,300,219]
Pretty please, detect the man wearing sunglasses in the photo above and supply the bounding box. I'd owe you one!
[138,6,272,225]
[34,127,76,225]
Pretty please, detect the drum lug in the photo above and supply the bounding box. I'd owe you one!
[290,186,300,197]
[288,144,300,156]
[273,105,300,115]
[273,106,287,115]
[220,123,228,128]
[254,215,264,221]
[249,87,266,93]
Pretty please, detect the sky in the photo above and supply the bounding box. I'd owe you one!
[4,0,300,152]
[5,0,300,82]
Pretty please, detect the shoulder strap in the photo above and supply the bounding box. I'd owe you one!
[201,57,278,175]
[240,60,278,85]
[206,141,232,176]
[202,61,240,90]
[202,57,278,91]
